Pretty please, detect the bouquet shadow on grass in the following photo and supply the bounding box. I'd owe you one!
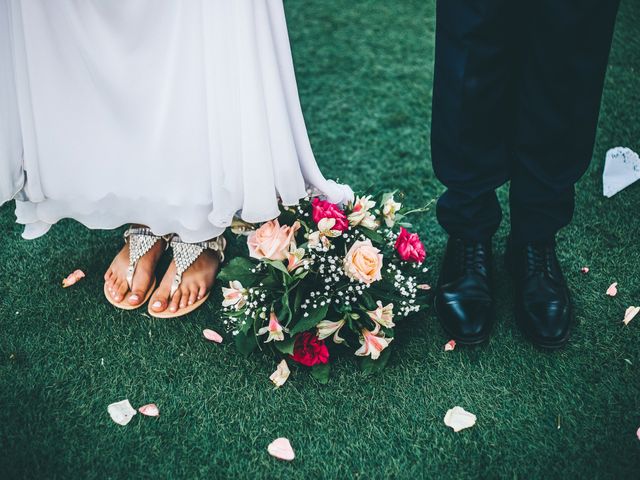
[214,189,434,384]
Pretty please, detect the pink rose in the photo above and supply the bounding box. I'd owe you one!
[247,219,300,261]
[311,198,348,232]
[394,227,426,263]
[343,240,383,284]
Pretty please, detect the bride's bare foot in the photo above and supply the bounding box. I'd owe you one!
[149,250,220,314]
[103,227,166,306]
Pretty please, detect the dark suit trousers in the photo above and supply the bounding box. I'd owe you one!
[430,0,621,243]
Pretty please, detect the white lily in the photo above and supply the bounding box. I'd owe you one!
[287,247,308,272]
[308,230,331,250]
[316,318,346,344]
[348,195,379,229]
[367,301,395,328]
[317,217,343,237]
[257,312,286,342]
[354,325,393,360]
[221,280,247,309]
[382,196,402,227]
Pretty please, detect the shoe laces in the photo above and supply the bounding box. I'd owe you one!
[526,243,555,276]
[456,240,487,274]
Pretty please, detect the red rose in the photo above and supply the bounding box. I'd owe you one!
[290,332,329,366]
[395,227,426,263]
[311,198,348,232]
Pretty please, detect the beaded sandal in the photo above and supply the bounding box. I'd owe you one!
[104,226,168,310]
[148,235,226,319]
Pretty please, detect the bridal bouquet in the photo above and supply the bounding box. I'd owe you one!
[217,191,431,383]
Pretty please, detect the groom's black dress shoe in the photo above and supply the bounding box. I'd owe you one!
[434,237,494,345]
[506,239,572,349]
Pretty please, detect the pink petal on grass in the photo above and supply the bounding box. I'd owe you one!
[623,306,640,326]
[62,269,86,288]
[267,437,295,461]
[606,282,618,297]
[138,403,160,417]
[203,329,223,343]
[444,340,456,352]
[580,267,589,274]
[417,284,432,291]
[637,426,640,441]
[270,360,291,388]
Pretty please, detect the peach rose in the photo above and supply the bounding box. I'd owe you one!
[343,239,383,284]
[248,219,300,261]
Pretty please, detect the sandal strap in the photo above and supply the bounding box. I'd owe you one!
[123,227,167,291]
[169,235,226,297]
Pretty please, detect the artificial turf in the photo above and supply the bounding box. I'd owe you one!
[1,1,639,478]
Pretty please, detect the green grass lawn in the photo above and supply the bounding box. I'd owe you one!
[1,1,639,478]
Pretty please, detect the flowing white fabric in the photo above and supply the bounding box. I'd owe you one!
[0,0,353,242]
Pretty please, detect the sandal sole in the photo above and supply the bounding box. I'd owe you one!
[147,293,210,319]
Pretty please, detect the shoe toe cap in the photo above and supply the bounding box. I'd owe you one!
[522,300,571,346]
[436,294,492,343]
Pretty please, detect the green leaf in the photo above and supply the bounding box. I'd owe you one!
[280,290,293,324]
[359,227,384,244]
[293,286,306,312]
[240,316,254,334]
[360,291,376,310]
[274,337,296,355]
[360,348,391,375]
[289,303,329,335]
[310,363,330,384]
[264,259,291,278]
[234,332,257,358]
[218,257,259,285]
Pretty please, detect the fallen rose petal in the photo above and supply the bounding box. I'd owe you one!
[606,282,618,297]
[623,306,640,326]
[417,284,431,291]
[267,437,295,461]
[203,329,223,343]
[580,267,589,274]
[444,340,456,352]
[637,426,640,441]
[108,399,137,426]
[444,406,477,432]
[138,403,160,417]
[270,360,291,388]
[62,269,86,288]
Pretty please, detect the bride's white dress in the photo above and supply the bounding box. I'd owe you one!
[0,0,352,242]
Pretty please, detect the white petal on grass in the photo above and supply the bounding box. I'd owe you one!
[138,403,160,417]
[267,437,295,461]
[203,329,223,343]
[606,282,618,297]
[108,399,137,426]
[623,306,640,326]
[444,406,477,432]
[270,360,290,388]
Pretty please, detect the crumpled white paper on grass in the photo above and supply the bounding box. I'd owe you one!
[603,147,640,198]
